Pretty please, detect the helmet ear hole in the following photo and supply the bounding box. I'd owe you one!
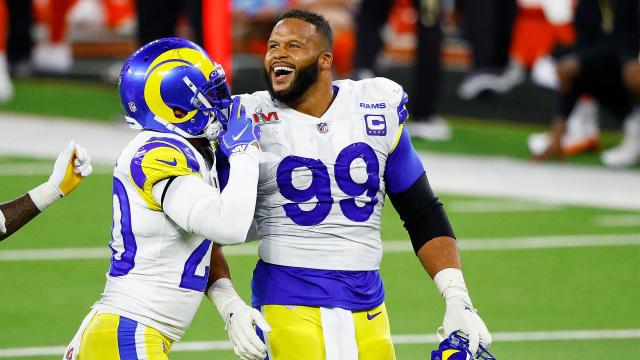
[173,107,188,119]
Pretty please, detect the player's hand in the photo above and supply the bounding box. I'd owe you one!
[49,141,93,196]
[442,293,492,355]
[224,299,271,360]
[218,96,260,157]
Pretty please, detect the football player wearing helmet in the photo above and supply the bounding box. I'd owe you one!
[0,141,92,241]
[64,38,269,360]
[225,10,492,359]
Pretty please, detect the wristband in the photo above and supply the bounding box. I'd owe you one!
[434,268,469,301]
[207,278,242,321]
[28,182,63,211]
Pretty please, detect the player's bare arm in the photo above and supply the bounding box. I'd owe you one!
[388,171,491,355]
[0,194,40,241]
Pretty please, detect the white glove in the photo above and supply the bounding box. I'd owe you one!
[435,268,492,355]
[29,141,92,211]
[50,140,93,193]
[208,278,272,360]
[0,210,6,234]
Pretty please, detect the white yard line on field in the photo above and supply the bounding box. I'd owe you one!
[1,233,638,262]
[0,329,638,357]
[0,163,113,176]
[595,215,640,228]
[447,199,562,213]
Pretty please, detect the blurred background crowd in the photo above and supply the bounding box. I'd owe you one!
[0,0,638,168]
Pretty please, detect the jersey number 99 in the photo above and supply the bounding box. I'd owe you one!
[277,142,380,226]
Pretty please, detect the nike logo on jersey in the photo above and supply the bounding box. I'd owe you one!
[156,158,177,166]
[232,124,249,141]
[367,311,382,320]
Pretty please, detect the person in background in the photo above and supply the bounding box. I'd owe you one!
[456,0,518,101]
[353,0,452,141]
[506,0,602,158]
[0,0,12,102]
[534,0,640,168]
[135,0,202,45]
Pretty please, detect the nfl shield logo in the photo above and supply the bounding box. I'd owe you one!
[317,122,329,133]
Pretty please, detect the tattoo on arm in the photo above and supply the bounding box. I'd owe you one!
[0,194,41,241]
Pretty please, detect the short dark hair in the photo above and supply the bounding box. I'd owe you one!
[276,9,333,50]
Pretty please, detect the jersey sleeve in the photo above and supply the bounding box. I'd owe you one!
[368,78,423,194]
[129,136,202,210]
[384,125,425,195]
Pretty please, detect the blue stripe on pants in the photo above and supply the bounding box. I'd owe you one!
[117,316,139,360]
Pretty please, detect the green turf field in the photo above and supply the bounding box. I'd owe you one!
[0,161,638,359]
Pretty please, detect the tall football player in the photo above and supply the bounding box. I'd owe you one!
[226,10,492,359]
[64,38,270,360]
[1,141,92,241]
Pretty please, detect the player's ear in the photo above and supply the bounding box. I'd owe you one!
[319,52,333,71]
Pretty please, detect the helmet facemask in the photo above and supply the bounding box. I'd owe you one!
[182,71,231,141]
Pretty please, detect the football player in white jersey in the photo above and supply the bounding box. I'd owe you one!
[220,9,493,359]
[0,141,92,241]
[64,38,270,360]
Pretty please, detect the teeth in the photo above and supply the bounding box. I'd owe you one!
[274,66,294,73]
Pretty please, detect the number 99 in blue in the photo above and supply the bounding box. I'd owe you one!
[276,142,380,226]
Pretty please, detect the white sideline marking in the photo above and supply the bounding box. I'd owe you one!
[1,233,639,262]
[595,215,640,228]
[0,329,638,357]
[421,153,640,211]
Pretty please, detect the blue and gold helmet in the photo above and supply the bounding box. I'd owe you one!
[118,37,232,139]
[432,331,496,360]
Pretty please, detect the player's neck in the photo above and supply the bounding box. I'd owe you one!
[187,137,209,149]
[285,76,335,118]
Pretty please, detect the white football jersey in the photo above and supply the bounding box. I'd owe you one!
[95,131,217,340]
[239,78,408,271]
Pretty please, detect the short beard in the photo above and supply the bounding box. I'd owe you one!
[263,58,319,104]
